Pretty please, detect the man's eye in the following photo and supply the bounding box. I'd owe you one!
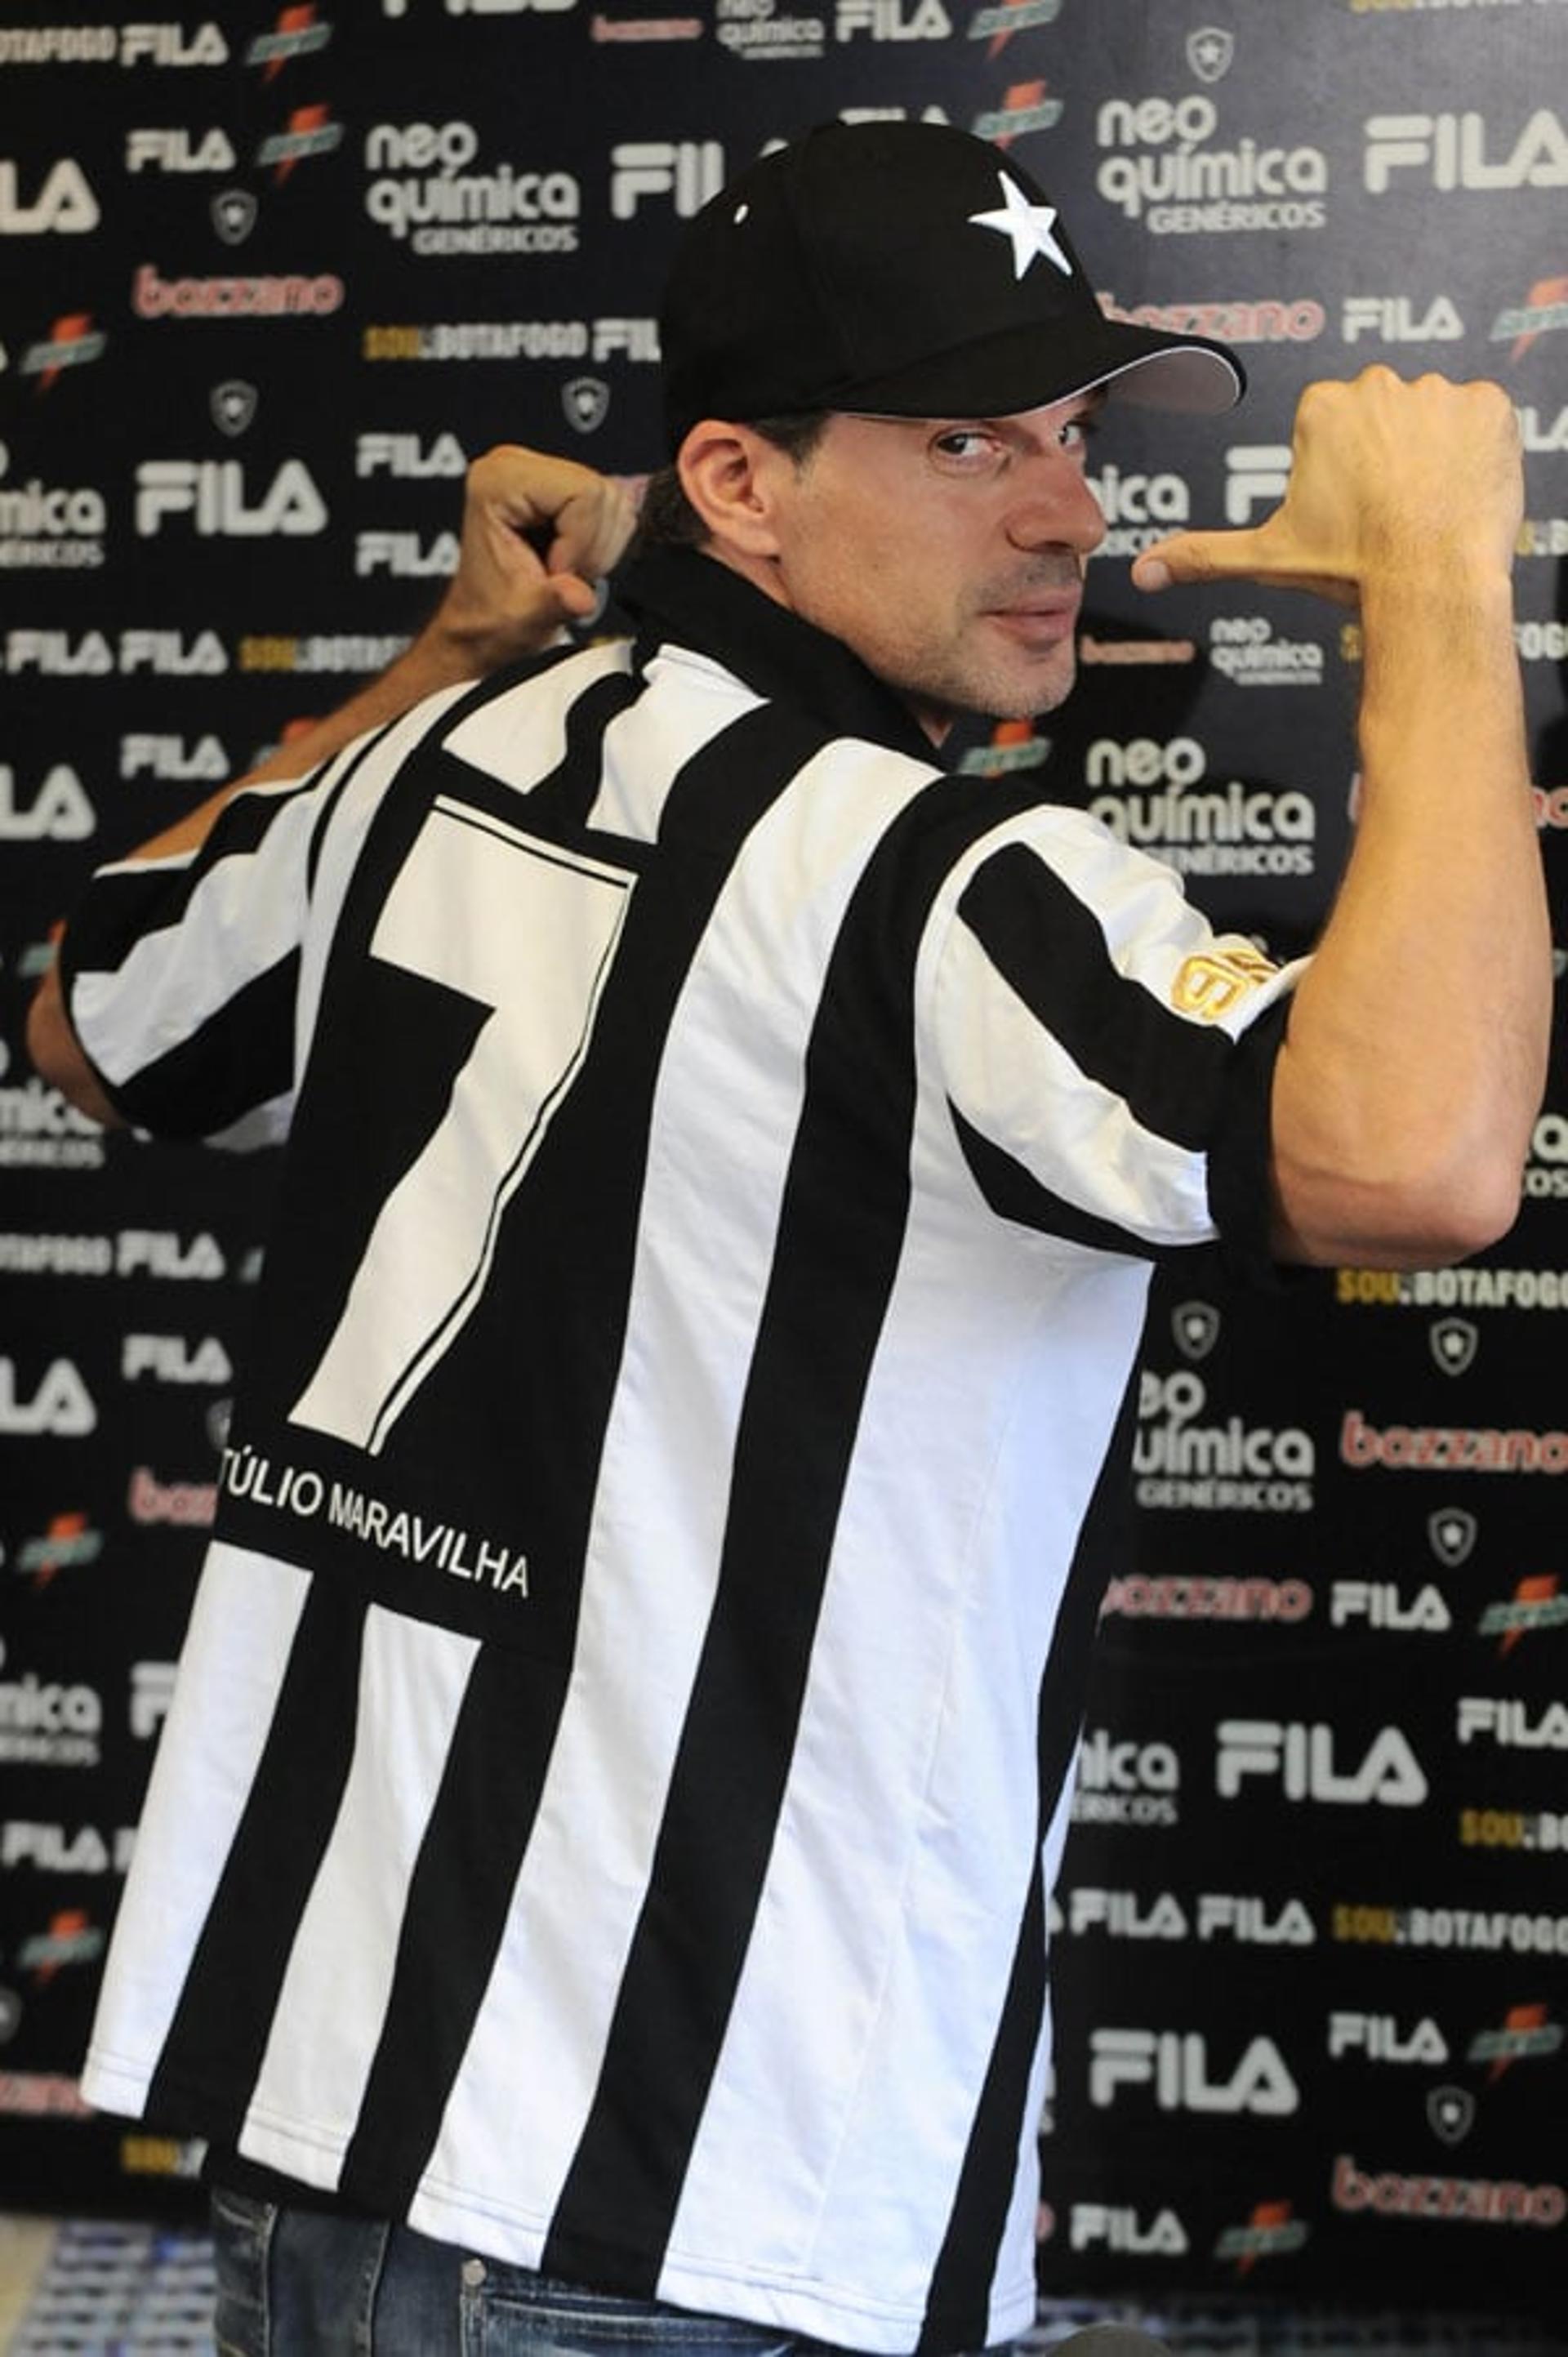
[928,430,1001,474]
[1059,415,1101,452]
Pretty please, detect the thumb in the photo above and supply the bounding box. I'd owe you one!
[543,569,600,619]
[1132,526,1272,593]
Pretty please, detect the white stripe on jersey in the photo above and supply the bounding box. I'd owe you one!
[238,1606,480,2179]
[82,1545,312,2114]
[670,1108,1149,2316]
[443,639,634,787]
[799,1248,1148,2337]
[590,647,764,842]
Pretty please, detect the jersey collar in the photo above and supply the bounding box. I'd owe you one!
[616,546,939,769]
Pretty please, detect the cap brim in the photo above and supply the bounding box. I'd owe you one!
[822,317,1245,422]
[1092,336,1245,414]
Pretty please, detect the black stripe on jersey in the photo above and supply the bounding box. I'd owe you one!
[917,1372,1139,2355]
[444,666,645,834]
[303,697,855,2220]
[335,1643,572,2211]
[950,1105,1158,1260]
[956,843,1233,1152]
[142,1580,368,2143]
[93,955,301,1139]
[303,736,385,897]
[1200,995,1290,1286]
[539,775,1036,2299]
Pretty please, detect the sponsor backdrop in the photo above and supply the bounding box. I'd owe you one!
[1,0,1566,2327]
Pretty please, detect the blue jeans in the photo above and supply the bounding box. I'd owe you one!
[210,2190,1001,2357]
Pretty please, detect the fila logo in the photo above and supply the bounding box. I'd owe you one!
[1365,108,1568,194]
[609,140,724,219]
[1195,1894,1314,1946]
[1225,445,1291,525]
[1456,1696,1568,1749]
[1089,2030,1299,2116]
[0,158,99,234]
[0,1823,136,1874]
[135,458,327,537]
[354,430,466,479]
[117,1231,226,1279]
[121,1334,234,1385]
[1329,2013,1449,2065]
[1342,295,1464,345]
[1064,1887,1187,1939]
[119,22,229,64]
[0,1358,96,1437]
[120,734,229,782]
[1216,1720,1428,1807]
[835,0,952,37]
[125,127,236,172]
[1069,2205,1188,2256]
[0,765,95,841]
[1330,1581,1451,1633]
[354,530,459,578]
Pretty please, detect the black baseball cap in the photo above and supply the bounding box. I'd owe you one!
[660,119,1244,452]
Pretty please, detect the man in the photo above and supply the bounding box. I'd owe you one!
[29,120,1548,2357]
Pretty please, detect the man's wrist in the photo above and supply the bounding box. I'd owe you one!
[416,594,565,678]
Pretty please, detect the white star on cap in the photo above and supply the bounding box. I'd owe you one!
[968,171,1071,281]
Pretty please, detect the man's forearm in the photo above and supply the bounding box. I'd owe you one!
[1136,370,1552,1269]
[1270,565,1549,1264]
[122,623,500,864]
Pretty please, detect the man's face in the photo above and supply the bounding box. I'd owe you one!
[761,395,1107,740]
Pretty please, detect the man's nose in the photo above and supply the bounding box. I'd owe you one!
[1004,457,1106,556]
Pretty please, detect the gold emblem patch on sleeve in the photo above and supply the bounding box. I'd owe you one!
[1170,945,1279,1022]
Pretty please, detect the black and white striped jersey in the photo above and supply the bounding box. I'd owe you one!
[69,549,1299,2354]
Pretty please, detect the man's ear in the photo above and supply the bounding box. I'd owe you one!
[677,421,795,564]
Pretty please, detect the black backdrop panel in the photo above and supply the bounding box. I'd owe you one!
[2,0,1566,2320]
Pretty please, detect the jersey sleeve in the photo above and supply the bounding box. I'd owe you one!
[928,804,1304,1281]
[55,682,482,1151]
[57,766,344,1150]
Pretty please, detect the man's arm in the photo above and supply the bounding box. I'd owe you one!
[1133,368,1551,1269]
[27,445,635,1124]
